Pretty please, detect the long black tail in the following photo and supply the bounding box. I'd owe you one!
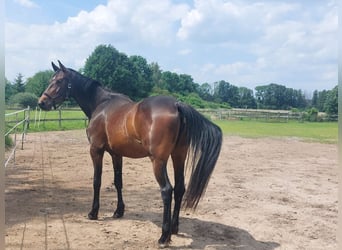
[176,102,222,209]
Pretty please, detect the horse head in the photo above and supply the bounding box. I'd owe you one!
[38,60,72,110]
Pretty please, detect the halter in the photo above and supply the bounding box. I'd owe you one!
[43,81,72,109]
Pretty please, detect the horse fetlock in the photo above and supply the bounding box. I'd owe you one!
[171,222,179,234]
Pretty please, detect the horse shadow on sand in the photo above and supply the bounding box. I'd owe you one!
[119,211,280,250]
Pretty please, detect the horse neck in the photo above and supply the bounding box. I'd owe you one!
[70,76,106,119]
[70,75,132,119]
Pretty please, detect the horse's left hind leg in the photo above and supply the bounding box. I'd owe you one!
[111,155,125,218]
[152,158,173,246]
[171,150,186,235]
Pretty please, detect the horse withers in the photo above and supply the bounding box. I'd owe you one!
[38,61,222,246]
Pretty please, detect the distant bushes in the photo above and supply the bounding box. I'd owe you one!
[5,134,13,149]
[9,92,38,108]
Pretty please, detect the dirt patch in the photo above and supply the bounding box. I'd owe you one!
[5,130,337,249]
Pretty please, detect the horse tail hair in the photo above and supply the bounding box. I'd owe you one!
[176,102,222,209]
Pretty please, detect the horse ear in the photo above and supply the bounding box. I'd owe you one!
[58,60,67,72]
[51,62,59,72]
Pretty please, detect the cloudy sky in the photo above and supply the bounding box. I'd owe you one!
[5,0,337,93]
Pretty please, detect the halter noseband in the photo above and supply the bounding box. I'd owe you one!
[43,81,72,109]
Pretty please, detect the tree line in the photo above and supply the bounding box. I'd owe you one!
[5,44,338,116]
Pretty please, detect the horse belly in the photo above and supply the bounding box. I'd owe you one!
[109,138,150,158]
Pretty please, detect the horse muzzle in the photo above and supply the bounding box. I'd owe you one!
[38,96,53,111]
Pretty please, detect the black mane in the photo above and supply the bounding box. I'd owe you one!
[67,68,132,118]
[68,68,101,93]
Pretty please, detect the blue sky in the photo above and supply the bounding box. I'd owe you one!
[5,0,337,94]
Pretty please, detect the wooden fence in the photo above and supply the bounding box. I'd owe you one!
[32,107,88,129]
[30,108,306,125]
[5,107,30,167]
[198,108,338,122]
[5,106,337,142]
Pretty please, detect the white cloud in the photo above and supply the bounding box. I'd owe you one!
[178,49,192,55]
[177,0,337,90]
[177,8,202,40]
[13,0,38,8]
[5,0,189,80]
[5,0,337,92]
[130,1,188,45]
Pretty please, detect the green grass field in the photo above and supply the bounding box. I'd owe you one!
[29,109,88,132]
[215,120,338,143]
[6,109,88,133]
[6,108,338,143]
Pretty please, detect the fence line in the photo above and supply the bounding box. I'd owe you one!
[5,107,30,167]
[198,108,338,122]
[31,108,88,129]
[198,108,302,122]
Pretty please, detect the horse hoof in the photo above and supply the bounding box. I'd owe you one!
[158,236,171,248]
[113,205,125,218]
[158,242,169,249]
[88,213,98,220]
[112,211,124,218]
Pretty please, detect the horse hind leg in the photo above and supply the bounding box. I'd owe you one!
[152,158,173,246]
[111,155,125,218]
[171,148,186,234]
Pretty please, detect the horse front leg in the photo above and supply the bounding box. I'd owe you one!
[111,155,125,218]
[152,158,173,246]
[88,146,104,220]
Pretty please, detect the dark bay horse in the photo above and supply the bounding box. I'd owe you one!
[38,61,222,246]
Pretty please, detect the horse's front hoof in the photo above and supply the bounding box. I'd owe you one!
[88,212,98,220]
[158,242,169,249]
[113,211,124,218]
[113,204,125,218]
[158,235,171,248]
[158,241,170,249]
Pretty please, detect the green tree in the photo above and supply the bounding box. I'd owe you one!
[83,44,121,87]
[293,89,307,108]
[160,71,179,92]
[25,70,54,96]
[255,84,281,109]
[237,87,256,109]
[129,55,154,97]
[214,80,239,107]
[316,90,328,111]
[5,77,16,103]
[255,83,306,110]
[311,90,318,108]
[283,88,306,109]
[84,44,153,100]
[13,73,25,93]
[198,83,214,101]
[150,62,162,88]
[324,85,338,115]
[178,74,197,94]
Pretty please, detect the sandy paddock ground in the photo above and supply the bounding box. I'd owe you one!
[5,130,337,249]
